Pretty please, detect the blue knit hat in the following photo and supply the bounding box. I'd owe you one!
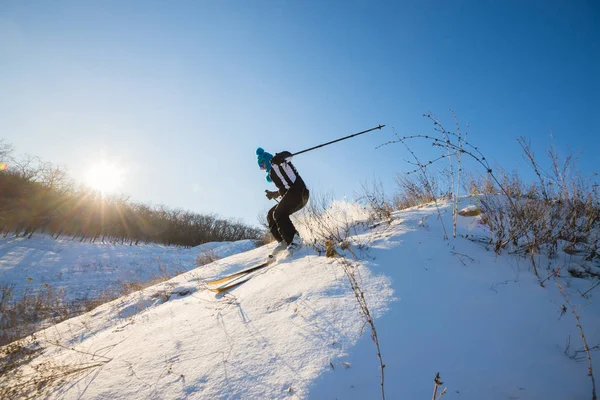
[256,147,273,182]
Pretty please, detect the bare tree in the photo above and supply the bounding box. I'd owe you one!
[0,139,13,163]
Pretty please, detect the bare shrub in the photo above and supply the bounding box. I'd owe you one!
[0,335,42,398]
[380,112,599,278]
[196,249,221,267]
[477,140,600,276]
[465,173,497,196]
[0,284,70,346]
[0,139,13,163]
[394,167,450,240]
[394,170,442,210]
[255,229,275,247]
[379,113,470,237]
[380,116,474,238]
[0,273,179,347]
[357,180,394,224]
[0,334,110,399]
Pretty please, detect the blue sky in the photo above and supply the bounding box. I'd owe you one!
[1,0,598,226]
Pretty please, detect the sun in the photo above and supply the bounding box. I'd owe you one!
[86,162,123,194]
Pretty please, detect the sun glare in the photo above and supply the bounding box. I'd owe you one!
[86,162,123,195]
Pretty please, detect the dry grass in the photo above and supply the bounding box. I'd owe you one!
[0,284,69,347]
[195,249,221,267]
[393,171,442,210]
[0,274,181,348]
[380,112,599,278]
[471,140,600,276]
[357,180,395,224]
[0,273,175,397]
[556,275,597,400]
[0,334,111,399]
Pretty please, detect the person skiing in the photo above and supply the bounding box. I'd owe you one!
[256,147,309,257]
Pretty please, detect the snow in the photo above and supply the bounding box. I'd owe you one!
[0,236,257,299]
[2,198,599,399]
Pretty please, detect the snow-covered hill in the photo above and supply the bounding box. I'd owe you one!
[2,199,598,399]
[0,236,258,299]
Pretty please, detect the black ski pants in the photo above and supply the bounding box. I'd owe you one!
[267,182,309,244]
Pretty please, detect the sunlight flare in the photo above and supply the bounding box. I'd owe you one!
[86,162,123,194]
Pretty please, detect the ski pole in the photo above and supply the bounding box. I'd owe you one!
[291,125,385,157]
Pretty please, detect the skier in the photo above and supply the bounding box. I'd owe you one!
[256,147,309,257]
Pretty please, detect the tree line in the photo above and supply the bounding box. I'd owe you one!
[0,140,262,247]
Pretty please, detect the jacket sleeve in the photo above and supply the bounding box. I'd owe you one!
[271,151,292,165]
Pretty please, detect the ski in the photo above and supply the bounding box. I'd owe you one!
[205,259,273,287]
[208,279,246,294]
[207,268,265,293]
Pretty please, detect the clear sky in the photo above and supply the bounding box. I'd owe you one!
[1,0,598,226]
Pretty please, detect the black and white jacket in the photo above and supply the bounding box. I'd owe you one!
[270,151,306,195]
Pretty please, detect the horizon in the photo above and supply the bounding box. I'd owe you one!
[1,0,598,226]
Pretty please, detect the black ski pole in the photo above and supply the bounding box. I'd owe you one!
[291,125,385,157]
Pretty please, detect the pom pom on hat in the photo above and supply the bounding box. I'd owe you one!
[256,147,273,166]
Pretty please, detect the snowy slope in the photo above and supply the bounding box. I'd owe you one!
[0,236,258,299]
[2,199,599,399]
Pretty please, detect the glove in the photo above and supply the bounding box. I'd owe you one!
[271,151,292,165]
[265,190,279,200]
